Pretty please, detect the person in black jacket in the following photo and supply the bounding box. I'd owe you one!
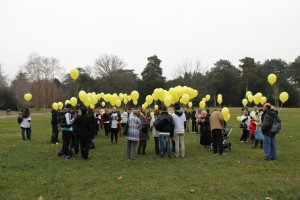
[199,111,211,148]
[153,106,174,159]
[191,108,197,133]
[51,109,59,144]
[74,106,93,160]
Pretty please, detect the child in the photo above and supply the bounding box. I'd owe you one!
[248,119,256,144]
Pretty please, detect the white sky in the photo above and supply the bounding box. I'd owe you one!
[1,0,300,81]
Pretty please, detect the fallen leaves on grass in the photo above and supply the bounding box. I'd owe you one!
[117,176,124,180]
[37,196,44,200]
[266,197,273,200]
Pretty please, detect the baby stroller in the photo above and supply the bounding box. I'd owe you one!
[222,126,232,150]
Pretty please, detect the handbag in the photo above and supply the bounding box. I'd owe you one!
[239,122,248,129]
[255,130,264,141]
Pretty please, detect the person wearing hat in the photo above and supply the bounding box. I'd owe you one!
[74,106,93,160]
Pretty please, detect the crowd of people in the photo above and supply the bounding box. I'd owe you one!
[17,101,281,161]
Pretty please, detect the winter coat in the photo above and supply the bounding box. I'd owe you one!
[209,111,224,131]
[261,109,281,136]
[249,120,256,136]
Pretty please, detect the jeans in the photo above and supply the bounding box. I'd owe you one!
[212,129,223,155]
[111,128,119,143]
[127,140,138,160]
[159,135,171,156]
[174,134,185,157]
[263,135,277,160]
[192,120,198,133]
[21,127,31,140]
[154,137,160,155]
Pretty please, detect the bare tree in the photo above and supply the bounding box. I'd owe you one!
[94,54,126,78]
[0,64,8,87]
[172,58,206,79]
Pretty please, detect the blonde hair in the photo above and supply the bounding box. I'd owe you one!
[201,111,207,116]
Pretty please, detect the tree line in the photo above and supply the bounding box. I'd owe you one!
[0,53,299,110]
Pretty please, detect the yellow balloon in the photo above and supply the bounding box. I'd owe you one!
[217,94,222,99]
[52,102,58,110]
[79,91,87,102]
[65,100,70,106]
[133,100,138,105]
[127,95,132,101]
[181,94,190,104]
[58,102,63,109]
[254,94,261,105]
[242,99,248,107]
[24,93,32,101]
[260,96,267,105]
[237,116,241,121]
[246,91,252,98]
[202,98,207,102]
[248,95,254,103]
[224,114,230,122]
[70,97,77,106]
[142,104,146,109]
[217,98,222,105]
[90,104,95,109]
[199,101,206,109]
[150,111,154,118]
[116,99,121,107]
[131,90,139,101]
[279,92,289,103]
[188,102,193,108]
[205,94,211,101]
[123,98,128,105]
[84,97,91,107]
[154,105,158,110]
[221,107,229,116]
[268,73,277,85]
[146,95,153,105]
[101,102,105,107]
[164,96,172,107]
[70,68,79,80]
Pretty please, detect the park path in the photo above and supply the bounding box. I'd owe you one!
[0,113,45,119]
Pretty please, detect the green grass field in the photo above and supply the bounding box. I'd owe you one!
[0,108,300,200]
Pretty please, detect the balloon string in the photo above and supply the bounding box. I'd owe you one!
[278,102,283,115]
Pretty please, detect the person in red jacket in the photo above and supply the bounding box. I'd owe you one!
[249,119,256,144]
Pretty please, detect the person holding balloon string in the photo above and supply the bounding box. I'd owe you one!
[109,106,121,144]
[240,109,251,143]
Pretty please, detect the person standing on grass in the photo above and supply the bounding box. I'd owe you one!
[95,109,101,136]
[199,111,212,148]
[120,109,129,136]
[261,103,281,161]
[51,108,60,144]
[103,108,110,137]
[88,108,97,149]
[19,108,31,141]
[138,112,150,155]
[126,109,142,160]
[191,108,197,133]
[61,104,75,159]
[154,106,174,159]
[240,109,251,142]
[253,109,264,149]
[110,106,121,144]
[210,109,224,155]
[74,106,93,160]
[150,110,160,156]
[172,103,186,158]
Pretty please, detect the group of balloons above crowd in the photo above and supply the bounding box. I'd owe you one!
[23,69,289,123]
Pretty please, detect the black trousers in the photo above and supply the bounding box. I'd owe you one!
[74,131,80,154]
[240,129,249,142]
[21,127,31,140]
[138,140,147,154]
[154,137,160,155]
[212,129,223,154]
[80,136,91,159]
[111,128,119,143]
[51,124,59,144]
[62,130,73,156]
[104,123,110,136]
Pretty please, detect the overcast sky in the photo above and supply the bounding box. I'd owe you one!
[1,0,299,81]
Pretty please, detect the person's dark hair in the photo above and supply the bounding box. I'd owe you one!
[75,104,80,110]
[161,106,167,111]
[66,104,72,109]
[88,108,94,116]
[266,104,271,110]
[174,103,180,110]
[206,108,210,113]
[23,108,30,118]
[81,106,87,115]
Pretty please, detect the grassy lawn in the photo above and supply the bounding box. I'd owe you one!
[0,108,299,200]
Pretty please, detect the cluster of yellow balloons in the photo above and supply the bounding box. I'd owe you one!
[52,102,64,110]
[140,86,199,109]
[217,94,223,105]
[221,107,230,122]
[24,93,32,101]
[245,91,267,106]
[198,94,211,109]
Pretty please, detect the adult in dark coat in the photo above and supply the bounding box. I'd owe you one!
[51,109,59,144]
[74,106,93,160]
[199,111,212,148]
[138,113,150,155]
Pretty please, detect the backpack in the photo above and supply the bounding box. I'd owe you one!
[17,114,23,124]
[60,111,72,128]
[270,116,281,134]
[239,117,248,129]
